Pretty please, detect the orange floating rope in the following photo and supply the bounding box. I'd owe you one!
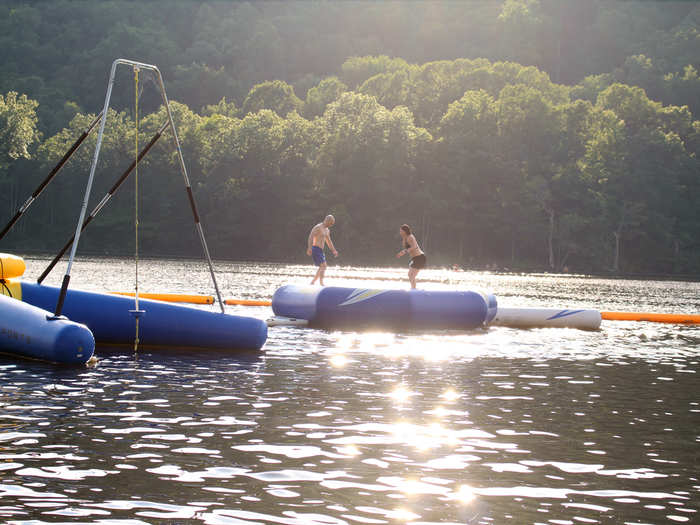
[601,311,700,324]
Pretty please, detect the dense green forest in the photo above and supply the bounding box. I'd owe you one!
[1,0,699,275]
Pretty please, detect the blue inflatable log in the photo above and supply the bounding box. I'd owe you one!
[6,281,267,351]
[0,294,95,364]
[272,285,497,331]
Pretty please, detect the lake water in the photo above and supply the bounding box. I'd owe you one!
[1,256,698,524]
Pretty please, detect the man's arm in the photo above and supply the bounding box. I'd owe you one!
[325,231,338,256]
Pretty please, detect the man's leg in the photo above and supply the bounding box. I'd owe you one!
[319,262,327,286]
[311,265,321,284]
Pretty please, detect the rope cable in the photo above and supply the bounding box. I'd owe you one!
[132,66,142,352]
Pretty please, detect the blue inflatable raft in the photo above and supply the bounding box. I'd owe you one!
[0,293,95,364]
[272,285,497,331]
[3,281,267,351]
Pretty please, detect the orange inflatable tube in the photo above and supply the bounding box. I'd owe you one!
[110,292,214,304]
[109,293,273,306]
[0,253,26,279]
[601,311,700,324]
[225,298,272,306]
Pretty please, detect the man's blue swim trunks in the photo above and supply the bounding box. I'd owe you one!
[311,246,326,266]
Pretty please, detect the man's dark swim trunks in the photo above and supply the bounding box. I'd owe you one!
[311,246,326,266]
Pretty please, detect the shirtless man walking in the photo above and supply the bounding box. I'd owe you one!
[307,215,339,285]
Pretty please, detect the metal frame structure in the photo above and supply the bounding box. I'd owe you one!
[54,59,225,317]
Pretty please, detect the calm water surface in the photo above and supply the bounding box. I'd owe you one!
[1,257,698,524]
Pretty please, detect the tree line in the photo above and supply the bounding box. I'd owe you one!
[1,1,699,275]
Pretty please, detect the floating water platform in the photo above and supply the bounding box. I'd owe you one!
[3,280,267,351]
[0,293,95,364]
[272,285,497,331]
[492,307,602,330]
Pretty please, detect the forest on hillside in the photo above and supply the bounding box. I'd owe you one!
[1,0,699,275]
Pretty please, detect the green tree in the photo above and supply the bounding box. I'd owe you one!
[313,92,431,260]
[170,63,236,114]
[202,97,239,119]
[304,77,347,118]
[0,91,41,226]
[340,55,411,89]
[359,69,411,111]
[496,84,561,261]
[34,108,136,251]
[242,80,303,117]
[435,89,505,263]
[498,0,546,68]
[583,84,694,272]
[0,91,40,168]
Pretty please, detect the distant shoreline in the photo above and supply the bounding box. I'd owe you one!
[10,249,700,283]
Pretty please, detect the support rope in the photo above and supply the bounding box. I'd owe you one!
[131,66,144,352]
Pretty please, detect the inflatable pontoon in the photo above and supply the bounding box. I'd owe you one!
[3,280,267,351]
[272,285,497,331]
[491,307,602,330]
[0,293,95,364]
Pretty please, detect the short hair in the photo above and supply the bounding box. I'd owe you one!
[400,224,411,235]
[325,214,335,225]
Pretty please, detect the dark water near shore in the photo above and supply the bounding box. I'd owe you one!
[1,256,698,524]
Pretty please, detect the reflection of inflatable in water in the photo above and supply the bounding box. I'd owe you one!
[3,280,268,351]
[0,293,95,364]
[272,285,497,330]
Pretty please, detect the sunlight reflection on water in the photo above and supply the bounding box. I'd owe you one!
[0,256,698,524]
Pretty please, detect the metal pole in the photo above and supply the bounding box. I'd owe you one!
[153,67,225,313]
[0,111,103,241]
[53,60,119,318]
[38,121,169,284]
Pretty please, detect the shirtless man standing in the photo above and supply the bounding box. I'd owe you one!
[307,215,339,285]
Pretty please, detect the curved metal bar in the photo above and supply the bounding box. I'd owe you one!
[53,59,225,316]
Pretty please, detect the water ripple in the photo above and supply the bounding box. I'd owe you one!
[1,257,697,524]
